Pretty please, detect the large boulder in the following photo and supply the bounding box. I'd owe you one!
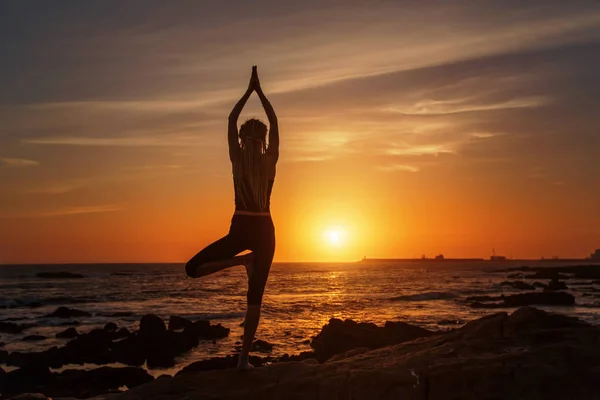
[110,307,600,400]
[168,316,193,331]
[139,314,166,336]
[310,318,433,362]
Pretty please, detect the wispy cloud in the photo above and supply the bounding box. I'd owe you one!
[23,136,198,147]
[0,157,39,168]
[377,164,420,172]
[37,205,122,217]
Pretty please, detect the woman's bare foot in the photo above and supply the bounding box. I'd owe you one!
[237,358,254,370]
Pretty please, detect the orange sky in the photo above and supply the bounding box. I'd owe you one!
[1,2,600,263]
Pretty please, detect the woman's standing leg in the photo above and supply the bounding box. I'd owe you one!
[237,220,275,369]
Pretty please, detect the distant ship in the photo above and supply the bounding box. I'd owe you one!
[591,249,600,261]
[490,248,507,261]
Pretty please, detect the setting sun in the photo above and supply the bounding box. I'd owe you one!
[324,228,346,247]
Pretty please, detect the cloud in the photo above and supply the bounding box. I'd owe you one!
[0,157,39,168]
[23,136,200,147]
[37,205,122,217]
[377,164,420,173]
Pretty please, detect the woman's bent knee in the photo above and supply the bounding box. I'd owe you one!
[185,260,198,278]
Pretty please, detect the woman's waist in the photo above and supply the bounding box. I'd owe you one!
[233,209,271,217]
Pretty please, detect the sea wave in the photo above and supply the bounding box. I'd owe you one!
[389,292,458,301]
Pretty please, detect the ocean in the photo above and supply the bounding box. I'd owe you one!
[2,261,600,376]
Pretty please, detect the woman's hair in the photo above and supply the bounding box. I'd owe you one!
[234,119,269,210]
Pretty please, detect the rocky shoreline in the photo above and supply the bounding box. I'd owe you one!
[3,306,600,399]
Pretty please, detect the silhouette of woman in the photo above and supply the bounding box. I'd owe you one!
[185,66,278,370]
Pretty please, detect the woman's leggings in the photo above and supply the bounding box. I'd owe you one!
[185,214,275,305]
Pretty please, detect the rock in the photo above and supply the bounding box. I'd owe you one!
[437,319,465,326]
[114,327,132,340]
[35,271,84,279]
[43,307,91,318]
[2,366,153,399]
[4,366,54,396]
[112,308,600,400]
[55,327,79,339]
[168,316,193,331]
[469,291,575,308]
[465,295,502,302]
[57,320,80,326]
[5,394,49,400]
[104,322,118,332]
[139,314,166,336]
[524,271,570,280]
[0,349,7,362]
[500,280,535,290]
[310,318,433,362]
[177,355,269,375]
[250,339,274,353]
[185,320,230,339]
[23,335,47,342]
[0,321,29,334]
[544,277,568,292]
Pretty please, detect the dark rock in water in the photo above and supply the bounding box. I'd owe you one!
[437,319,465,326]
[469,291,575,308]
[532,281,547,288]
[544,277,568,292]
[524,271,570,280]
[117,307,600,400]
[0,366,4,392]
[140,314,166,336]
[23,335,47,342]
[465,295,502,302]
[104,322,118,332]
[185,320,230,339]
[168,315,193,331]
[97,311,134,317]
[0,321,34,334]
[508,272,524,279]
[43,307,91,318]
[500,280,535,290]
[250,339,274,353]
[310,318,433,362]
[55,327,78,339]
[35,271,84,279]
[0,349,8,362]
[114,327,132,340]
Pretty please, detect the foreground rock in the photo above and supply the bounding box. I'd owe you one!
[106,307,600,400]
[43,307,91,318]
[311,318,434,362]
[2,366,152,398]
